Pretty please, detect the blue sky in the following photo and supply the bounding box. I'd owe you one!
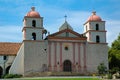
[0,0,120,46]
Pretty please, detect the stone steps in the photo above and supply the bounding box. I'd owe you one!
[24,72,83,77]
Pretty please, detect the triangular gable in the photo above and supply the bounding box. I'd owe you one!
[48,29,87,40]
[59,21,73,31]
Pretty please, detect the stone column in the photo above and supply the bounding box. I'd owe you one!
[72,43,75,72]
[83,43,87,72]
[48,42,51,71]
[54,42,57,71]
[59,42,62,71]
[78,43,81,72]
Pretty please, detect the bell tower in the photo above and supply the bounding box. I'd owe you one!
[22,7,44,40]
[84,12,107,43]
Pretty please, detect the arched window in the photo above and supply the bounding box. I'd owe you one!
[96,35,100,43]
[96,24,99,30]
[0,66,3,78]
[32,33,36,40]
[32,20,36,27]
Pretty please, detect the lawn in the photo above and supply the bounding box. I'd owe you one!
[20,77,100,80]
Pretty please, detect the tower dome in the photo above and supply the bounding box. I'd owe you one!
[87,11,102,22]
[26,7,40,18]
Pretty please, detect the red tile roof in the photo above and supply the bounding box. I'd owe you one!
[0,42,21,56]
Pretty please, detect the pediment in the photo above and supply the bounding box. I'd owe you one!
[48,29,87,40]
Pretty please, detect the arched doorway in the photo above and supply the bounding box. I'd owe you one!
[63,60,72,72]
[0,66,3,78]
[6,65,11,74]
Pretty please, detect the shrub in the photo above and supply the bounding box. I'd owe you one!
[109,67,119,74]
[107,73,112,79]
[3,74,22,78]
[97,63,107,75]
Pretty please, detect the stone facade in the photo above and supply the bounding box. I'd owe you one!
[0,7,108,76]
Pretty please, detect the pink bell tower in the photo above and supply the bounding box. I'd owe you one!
[84,11,107,44]
[22,7,44,40]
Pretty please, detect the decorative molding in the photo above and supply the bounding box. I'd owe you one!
[48,29,85,38]
[84,30,107,34]
[23,40,45,42]
[83,21,105,25]
[48,37,87,40]
[88,42,108,44]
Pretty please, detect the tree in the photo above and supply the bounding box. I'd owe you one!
[109,33,120,71]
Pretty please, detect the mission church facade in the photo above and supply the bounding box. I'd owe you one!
[0,7,108,76]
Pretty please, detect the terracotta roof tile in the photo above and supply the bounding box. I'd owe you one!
[0,42,21,56]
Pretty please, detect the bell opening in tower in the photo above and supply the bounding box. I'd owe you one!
[32,33,36,40]
[32,20,36,27]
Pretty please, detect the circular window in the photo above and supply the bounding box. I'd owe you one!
[65,46,68,51]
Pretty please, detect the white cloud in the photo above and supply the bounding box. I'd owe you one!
[43,8,120,46]
[0,1,119,46]
[0,26,22,42]
[44,11,90,35]
[106,20,120,46]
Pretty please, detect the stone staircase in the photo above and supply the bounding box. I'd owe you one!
[24,72,83,77]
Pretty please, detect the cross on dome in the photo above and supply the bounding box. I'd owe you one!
[59,15,73,31]
[26,7,40,18]
[64,15,67,21]
[31,6,35,11]
[92,11,96,15]
[87,11,102,22]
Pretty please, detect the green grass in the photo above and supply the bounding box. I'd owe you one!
[20,78,100,80]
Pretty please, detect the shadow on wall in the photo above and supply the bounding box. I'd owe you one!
[0,66,3,78]
[6,66,11,74]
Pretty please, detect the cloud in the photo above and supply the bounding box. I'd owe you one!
[43,10,90,34]
[106,20,120,46]
[0,9,118,47]
[0,0,119,46]
[0,26,22,42]
[42,7,120,46]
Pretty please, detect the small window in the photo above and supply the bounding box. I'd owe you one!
[96,35,100,43]
[32,33,36,40]
[65,46,69,51]
[3,56,7,60]
[66,32,69,37]
[32,20,36,27]
[96,24,99,30]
